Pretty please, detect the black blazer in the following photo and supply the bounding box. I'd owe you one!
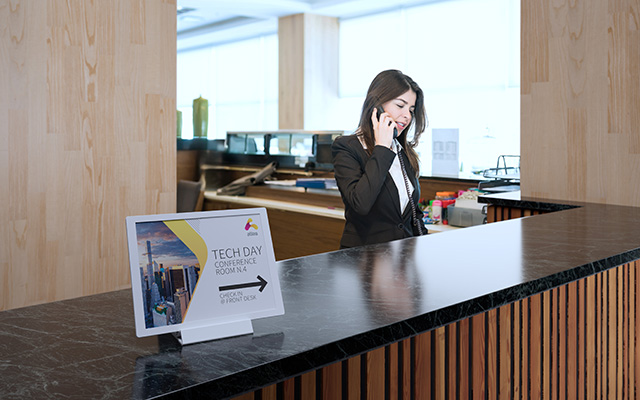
[332,135,426,248]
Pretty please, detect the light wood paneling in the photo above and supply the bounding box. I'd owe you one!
[278,14,304,130]
[521,0,640,206]
[278,13,338,130]
[0,0,176,311]
[302,14,338,131]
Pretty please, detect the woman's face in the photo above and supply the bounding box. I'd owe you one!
[381,89,417,133]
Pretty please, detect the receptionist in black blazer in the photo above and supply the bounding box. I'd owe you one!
[332,70,428,248]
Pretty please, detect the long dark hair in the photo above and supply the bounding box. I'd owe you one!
[356,70,427,175]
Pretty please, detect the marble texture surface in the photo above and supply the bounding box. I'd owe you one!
[477,190,582,211]
[1,196,640,399]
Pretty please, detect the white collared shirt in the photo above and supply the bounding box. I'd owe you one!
[389,139,413,213]
[358,136,414,213]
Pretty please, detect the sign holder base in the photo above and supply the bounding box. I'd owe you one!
[172,319,253,345]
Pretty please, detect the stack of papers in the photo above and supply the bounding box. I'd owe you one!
[295,178,338,190]
[454,198,486,210]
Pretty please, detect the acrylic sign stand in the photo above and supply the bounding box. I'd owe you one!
[126,208,285,346]
[173,319,254,345]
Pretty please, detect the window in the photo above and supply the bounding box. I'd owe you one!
[176,34,279,140]
[338,0,520,178]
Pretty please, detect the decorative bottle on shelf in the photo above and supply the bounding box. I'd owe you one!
[176,110,182,138]
[192,96,208,138]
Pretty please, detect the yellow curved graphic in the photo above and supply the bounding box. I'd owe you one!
[163,220,208,270]
[162,220,208,324]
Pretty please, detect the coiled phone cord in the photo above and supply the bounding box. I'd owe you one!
[396,141,425,236]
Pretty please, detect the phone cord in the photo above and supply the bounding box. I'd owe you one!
[396,142,424,236]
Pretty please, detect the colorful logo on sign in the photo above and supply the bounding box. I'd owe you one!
[245,218,258,231]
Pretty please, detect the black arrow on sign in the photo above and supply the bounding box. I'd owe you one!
[219,275,268,293]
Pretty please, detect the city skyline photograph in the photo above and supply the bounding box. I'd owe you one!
[135,221,202,329]
[135,221,199,269]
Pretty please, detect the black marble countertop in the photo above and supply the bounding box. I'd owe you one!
[2,196,640,399]
[478,190,582,211]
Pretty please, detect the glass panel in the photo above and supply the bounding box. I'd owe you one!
[226,133,247,153]
[290,135,314,157]
[339,9,405,98]
[177,34,278,140]
[268,134,290,155]
[226,133,267,155]
[246,134,266,154]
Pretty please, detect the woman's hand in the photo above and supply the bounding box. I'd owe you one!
[371,107,397,148]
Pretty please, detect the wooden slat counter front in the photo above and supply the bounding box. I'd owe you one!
[1,195,639,399]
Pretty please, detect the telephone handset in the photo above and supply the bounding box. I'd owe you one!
[376,106,398,138]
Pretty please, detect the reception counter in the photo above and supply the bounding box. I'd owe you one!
[1,193,639,399]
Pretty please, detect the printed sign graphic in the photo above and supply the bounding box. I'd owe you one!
[126,208,284,338]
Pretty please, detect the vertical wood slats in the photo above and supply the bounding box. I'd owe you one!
[277,14,339,130]
[486,205,547,224]
[232,260,638,400]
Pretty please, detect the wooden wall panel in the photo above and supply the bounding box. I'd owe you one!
[278,14,305,130]
[0,0,176,311]
[521,0,640,206]
[278,13,338,130]
[234,261,639,400]
[302,14,338,131]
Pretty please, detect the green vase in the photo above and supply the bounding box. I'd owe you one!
[193,96,208,138]
[176,110,182,138]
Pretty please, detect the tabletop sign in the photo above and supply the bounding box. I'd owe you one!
[125,208,284,345]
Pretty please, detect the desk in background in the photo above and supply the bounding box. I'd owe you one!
[204,184,459,261]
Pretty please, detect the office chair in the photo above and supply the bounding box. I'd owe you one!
[177,180,204,212]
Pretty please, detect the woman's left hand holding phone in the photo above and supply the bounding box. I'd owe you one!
[371,107,397,148]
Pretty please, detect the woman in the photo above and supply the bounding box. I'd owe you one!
[332,69,428,248]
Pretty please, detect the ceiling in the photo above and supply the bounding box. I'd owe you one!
[176,0,441,51]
